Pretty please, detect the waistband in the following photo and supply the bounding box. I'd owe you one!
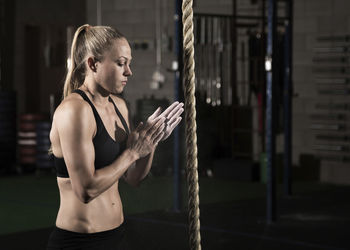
[54,221,126,238]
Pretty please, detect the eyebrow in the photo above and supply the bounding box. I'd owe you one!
[118,56,132,61]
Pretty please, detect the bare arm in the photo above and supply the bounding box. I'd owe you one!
[55,99,163,203]
[123,148,155,187]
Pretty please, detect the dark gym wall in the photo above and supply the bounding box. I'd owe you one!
[13,0,86,115]
[293,0,350,184]
[0,0,15,91]
[24,26,40,113]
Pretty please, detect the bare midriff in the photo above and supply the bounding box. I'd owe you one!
[55,178,124,233]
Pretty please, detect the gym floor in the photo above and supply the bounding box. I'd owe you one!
[0,174,349,250]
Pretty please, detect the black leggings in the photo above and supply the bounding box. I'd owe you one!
[46,222,126,250]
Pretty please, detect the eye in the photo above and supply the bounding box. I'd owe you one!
[116,60,126,66]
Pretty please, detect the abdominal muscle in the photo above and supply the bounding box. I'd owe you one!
[55,177,124,233]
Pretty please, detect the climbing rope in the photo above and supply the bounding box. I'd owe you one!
[182,0,202,250]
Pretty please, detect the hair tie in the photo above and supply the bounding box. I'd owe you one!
[85,25,92,31]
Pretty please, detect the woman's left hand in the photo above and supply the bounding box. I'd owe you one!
[147,101,184,142]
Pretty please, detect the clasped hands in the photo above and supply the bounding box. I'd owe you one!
[127,102,184,158]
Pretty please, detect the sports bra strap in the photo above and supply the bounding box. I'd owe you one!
[73,89,101,122]
[73,89,130,135]
[109,97,130,135]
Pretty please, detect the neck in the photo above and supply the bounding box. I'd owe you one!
[81,80,110,106]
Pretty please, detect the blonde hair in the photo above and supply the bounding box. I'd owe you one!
[63,24,125,99]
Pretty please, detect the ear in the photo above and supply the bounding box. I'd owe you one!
[87,57,97,72]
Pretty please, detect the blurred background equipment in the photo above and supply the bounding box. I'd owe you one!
[17,113,46,173]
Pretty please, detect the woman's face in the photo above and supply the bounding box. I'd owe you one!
[94,38,132,94]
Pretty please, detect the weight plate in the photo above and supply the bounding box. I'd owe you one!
[18,145,36,150]
[19,147,36,155]
[20,156,36,164]
[20,114,46,122]
[19,122,36,132]
[18,139,37,146]
[18,131,37,138]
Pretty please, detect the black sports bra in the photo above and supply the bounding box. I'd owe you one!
[54,89,130,178]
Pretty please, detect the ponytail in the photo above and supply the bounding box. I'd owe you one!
[63,24,89,99]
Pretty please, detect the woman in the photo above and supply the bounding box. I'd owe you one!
[47,24,183,250]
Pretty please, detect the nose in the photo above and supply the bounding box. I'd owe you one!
[124,65,132,76]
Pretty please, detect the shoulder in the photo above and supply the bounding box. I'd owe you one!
[53,93,94,130]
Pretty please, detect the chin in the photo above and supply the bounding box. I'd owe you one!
[111,87,124,95]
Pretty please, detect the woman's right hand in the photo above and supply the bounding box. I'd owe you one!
[127,116,165,159]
